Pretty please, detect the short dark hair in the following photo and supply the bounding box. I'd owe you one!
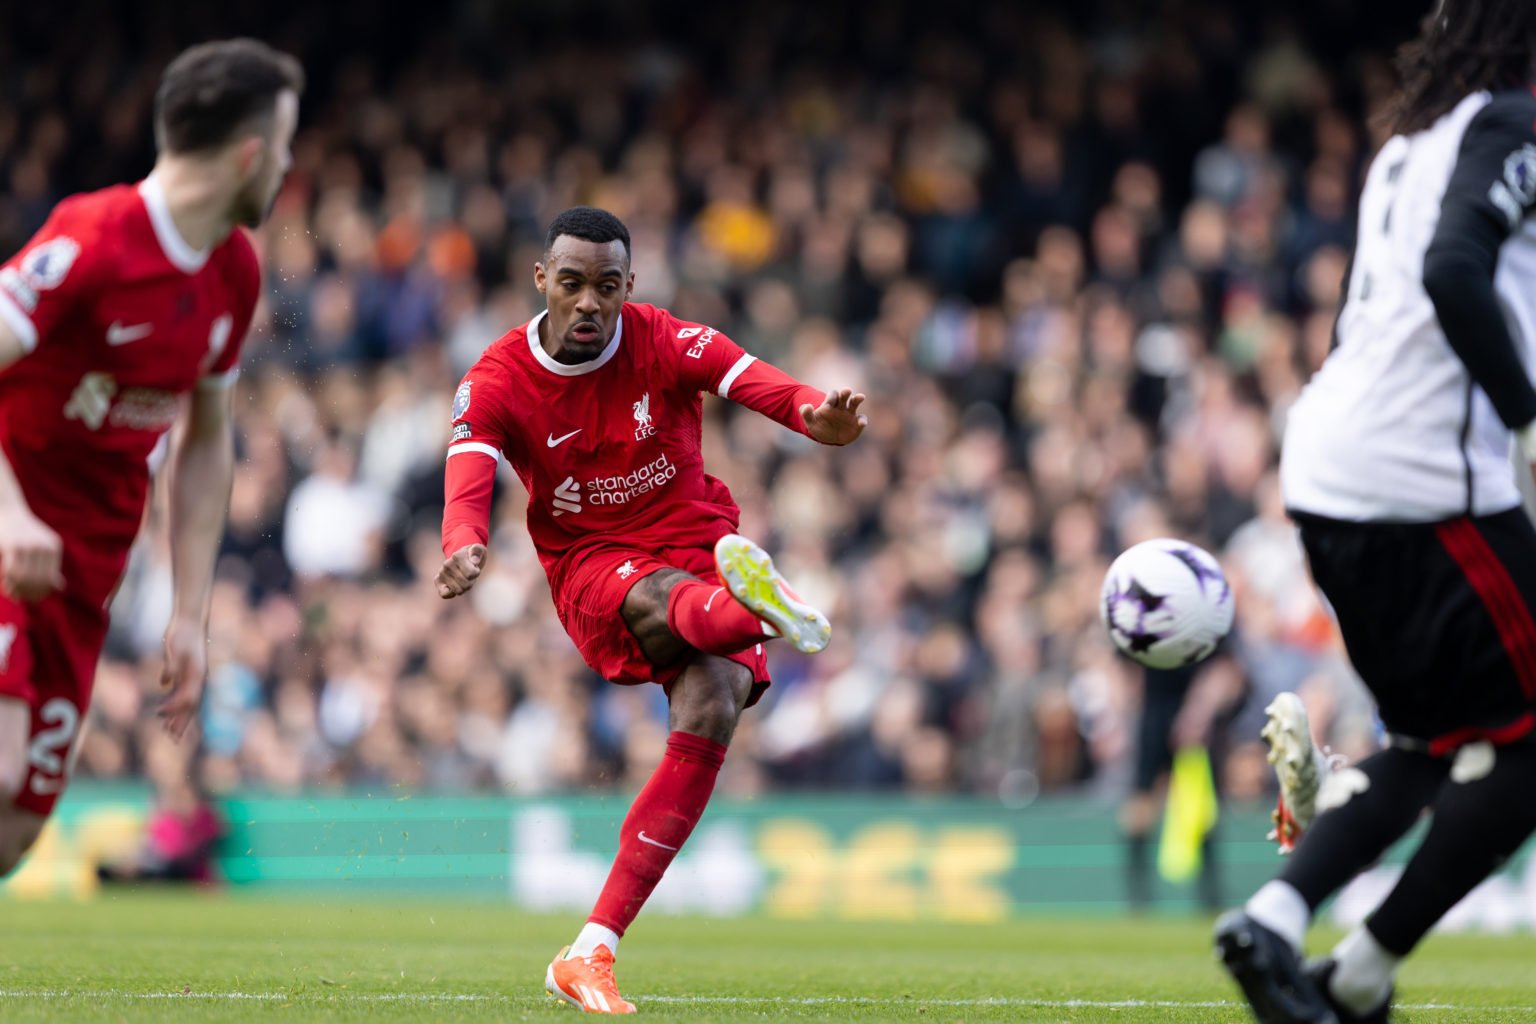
[155,38,305,154]
[544,207,631,259]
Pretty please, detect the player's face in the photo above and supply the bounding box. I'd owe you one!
[232,89,299,229]
[534,238,634,361]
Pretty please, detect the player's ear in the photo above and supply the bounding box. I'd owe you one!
[534,261,547,295]
[235,136,264,181]
[626,271,635,299]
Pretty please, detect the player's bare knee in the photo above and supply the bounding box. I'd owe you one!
[623,569,693,663]
[670,691,739,743]
[669,659,751,743]
[622,570,688,627]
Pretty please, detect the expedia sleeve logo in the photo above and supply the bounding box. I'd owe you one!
[680,326,718,359]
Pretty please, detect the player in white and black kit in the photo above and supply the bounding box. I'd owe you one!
[1217,3,1536,1022]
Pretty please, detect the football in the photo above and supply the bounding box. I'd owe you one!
[1100,538,1234,669]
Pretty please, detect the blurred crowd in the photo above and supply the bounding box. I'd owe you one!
[1,0,1416,800]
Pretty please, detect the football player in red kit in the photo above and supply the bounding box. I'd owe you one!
[437,207,866,1013]
[0,40,301,873]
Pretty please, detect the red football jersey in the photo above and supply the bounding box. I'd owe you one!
[0,175,260,605]
[443,302,823,591]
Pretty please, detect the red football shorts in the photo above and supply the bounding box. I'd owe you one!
[0,590,109,816]
[555,543,771,704]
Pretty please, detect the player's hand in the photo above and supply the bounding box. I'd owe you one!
[159,618,208,741]
[800,388,868,446]
[436,544,487,599]
[0,505,64,601]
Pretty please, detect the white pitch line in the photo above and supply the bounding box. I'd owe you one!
[0,990,1530,1012]
[647,996,1536,1011]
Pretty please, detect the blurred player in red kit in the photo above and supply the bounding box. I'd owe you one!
[0,40,301,874]
[438,207,866,1013]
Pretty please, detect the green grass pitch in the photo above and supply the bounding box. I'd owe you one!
[3,892,1536,1022]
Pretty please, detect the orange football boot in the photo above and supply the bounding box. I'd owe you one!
[546,945,636,1014]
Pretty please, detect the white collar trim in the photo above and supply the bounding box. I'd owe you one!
[138,173,211,274]
[526,309,623,376]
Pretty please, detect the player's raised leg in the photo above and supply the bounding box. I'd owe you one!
[546,653,750,1013]
[620,536,831,660]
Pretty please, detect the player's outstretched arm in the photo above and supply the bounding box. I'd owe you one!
[0,321,63,600]
[713,353,867,446]
[798,388,868,446]
[158,381,237,739]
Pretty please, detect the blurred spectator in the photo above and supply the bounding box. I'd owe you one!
[0,0,1408,799]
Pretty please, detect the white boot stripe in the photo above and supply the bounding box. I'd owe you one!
[594,989,611,1012]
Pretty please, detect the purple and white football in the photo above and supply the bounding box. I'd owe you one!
[1100,539,1234,669]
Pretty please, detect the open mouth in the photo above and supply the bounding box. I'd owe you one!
[570,322,602,343]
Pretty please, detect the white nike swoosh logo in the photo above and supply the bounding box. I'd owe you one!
[106,321,153,345]
[547,429,582,448]
[702,587,726,612]
[637,831,679,852]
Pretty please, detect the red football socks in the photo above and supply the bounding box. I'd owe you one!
[665,577,771,655]
[588,731,728,935]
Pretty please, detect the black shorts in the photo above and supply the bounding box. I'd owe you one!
[1295,507,1536,755]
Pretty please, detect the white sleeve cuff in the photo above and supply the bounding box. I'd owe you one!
[447,442,503,463]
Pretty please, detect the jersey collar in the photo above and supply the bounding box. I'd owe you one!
[137,173,211,275]
[526,308,623,376]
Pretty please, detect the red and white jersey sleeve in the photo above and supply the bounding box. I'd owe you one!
[199,230,261,388]
[0,196,105,354]
[658,309,825,436]
[442,362,517,556]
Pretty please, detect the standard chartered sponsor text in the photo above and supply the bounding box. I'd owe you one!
[587,453,678,505]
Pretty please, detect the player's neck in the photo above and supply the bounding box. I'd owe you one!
[147,159,236,253]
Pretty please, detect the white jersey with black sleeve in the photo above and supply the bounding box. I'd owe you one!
[1281,88,1536,522]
